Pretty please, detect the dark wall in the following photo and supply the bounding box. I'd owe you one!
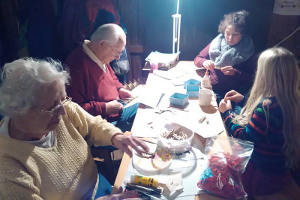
[0,0,276,74]
[129,0,274,60]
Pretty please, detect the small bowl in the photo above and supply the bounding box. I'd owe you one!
[170,93,188,107]
[158,122,194,153]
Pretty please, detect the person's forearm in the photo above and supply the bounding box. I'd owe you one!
[80,101,107,117]
[194,43,210,67]
[194,57,208,67]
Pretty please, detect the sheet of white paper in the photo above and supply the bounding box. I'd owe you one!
[153,69,183,80]
[137,74,174,108]
[131,109,165,138]
[273,0,300,15]
[145,51,179,65]
[138,90,164,108]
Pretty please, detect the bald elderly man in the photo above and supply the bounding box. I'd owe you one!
[65,23,137,132]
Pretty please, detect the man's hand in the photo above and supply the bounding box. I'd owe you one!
[224,90,244,103]
[119,88,132,99]
[220,66,236,75]
[111,134,149,157]
[219,99,232,113]
[203,60,215,71]
[106,100,123,115]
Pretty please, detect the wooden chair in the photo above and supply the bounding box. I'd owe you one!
[91,146,120,184]
[85,133,121,184]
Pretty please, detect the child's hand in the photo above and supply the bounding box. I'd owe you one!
[219,99,232,113]
[224,90,244,103]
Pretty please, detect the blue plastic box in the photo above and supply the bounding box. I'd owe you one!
[184,79,201,90]
[184,79,200,98]
[186,91,199,98]
[170,93,189,107]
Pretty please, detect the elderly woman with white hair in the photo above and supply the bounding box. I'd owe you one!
[0,58,147,199]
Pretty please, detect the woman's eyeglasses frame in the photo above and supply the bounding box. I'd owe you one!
[40,96,72,117]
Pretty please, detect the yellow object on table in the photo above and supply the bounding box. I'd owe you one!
[131,175,159,188]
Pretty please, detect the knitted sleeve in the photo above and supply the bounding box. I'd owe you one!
[222,100,270,143]
[0,158,43,200]
[63,101,122,146]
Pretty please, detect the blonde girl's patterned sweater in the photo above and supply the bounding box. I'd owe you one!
[0,101,122,200]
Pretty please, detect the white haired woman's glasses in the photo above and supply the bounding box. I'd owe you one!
[40,96,72,117]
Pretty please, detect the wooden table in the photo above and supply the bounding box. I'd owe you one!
[113,61,229,200]
[113,61,300,200]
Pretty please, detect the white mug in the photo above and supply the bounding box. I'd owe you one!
[199,88,213,106]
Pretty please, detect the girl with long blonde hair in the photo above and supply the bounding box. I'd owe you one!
[219,47,300,196]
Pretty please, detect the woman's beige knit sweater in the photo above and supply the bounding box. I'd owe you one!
[0,101,121,199]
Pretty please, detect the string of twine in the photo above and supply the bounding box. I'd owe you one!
[274,26,300,47]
